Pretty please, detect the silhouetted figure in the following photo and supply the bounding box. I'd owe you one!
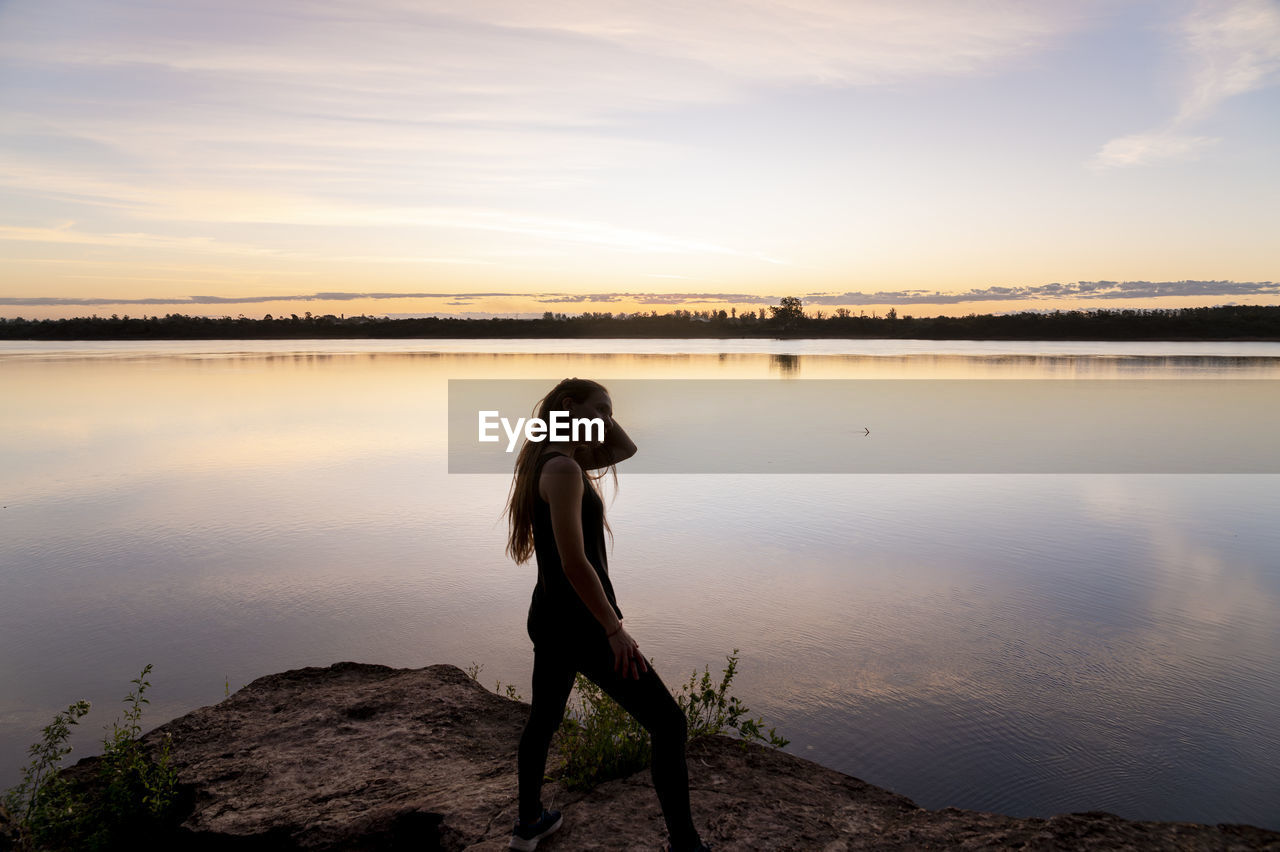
[504,377,709,851]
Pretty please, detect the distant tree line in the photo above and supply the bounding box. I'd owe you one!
[1,303,1279,340]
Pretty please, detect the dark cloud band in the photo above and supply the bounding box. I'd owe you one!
[801,280,1280,305]
[2,280,1276,308]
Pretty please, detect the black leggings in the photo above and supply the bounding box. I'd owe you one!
[517,636,699,848]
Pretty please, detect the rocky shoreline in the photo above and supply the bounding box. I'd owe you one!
[15,662,1279,850]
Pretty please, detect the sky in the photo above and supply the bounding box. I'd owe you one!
[1,0,1278,320]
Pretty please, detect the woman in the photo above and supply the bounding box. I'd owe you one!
[504,377,710,852]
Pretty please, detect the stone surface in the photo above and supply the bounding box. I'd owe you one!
[56,662,1280,850]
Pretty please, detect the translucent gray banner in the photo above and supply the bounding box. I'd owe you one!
[448,379,1280,473]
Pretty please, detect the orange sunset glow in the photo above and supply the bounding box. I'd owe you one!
[1,1,1277,320]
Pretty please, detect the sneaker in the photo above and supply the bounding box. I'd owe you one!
[510,808,563,850]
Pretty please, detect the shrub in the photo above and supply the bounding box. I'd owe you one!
[87,664,180,846]
[556,674,652,789]
[678,650,789,749]
[556,649,788,790]
[465,661,523,701]
[3,699,91,845]
[3,664,179,851]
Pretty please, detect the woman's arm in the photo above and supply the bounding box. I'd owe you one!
[576,418,637,471]
[542,455,647,679]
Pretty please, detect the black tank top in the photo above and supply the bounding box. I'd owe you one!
[527,450,624,645]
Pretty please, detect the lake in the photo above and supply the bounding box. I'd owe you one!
[1,338,1277,831]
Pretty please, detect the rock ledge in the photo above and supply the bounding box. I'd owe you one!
[52,662,1280,850]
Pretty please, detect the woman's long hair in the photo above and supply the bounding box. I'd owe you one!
[505,377,617,564]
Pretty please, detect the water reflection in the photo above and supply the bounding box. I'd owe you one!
[0,343,1277,831]
[449,379,1280,473]
[770,353,802,375]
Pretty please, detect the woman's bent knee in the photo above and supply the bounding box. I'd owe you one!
[648,701,687,743]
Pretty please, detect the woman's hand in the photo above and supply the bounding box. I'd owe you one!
[607,622,648,680]
[574,415,637,469]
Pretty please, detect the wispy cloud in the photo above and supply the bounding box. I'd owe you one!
[0,209,765,262]
[0,0,1086,223]
[1091,131,1220,168]
[2,1,1273,303]
[1093,0,1280,168]
[2,1,1083,103]
[386,210,761,258]
[0,224,287,256]
[1176,0,1280,122]
[806,280,1280,304]
[466,0,1083,87]
[4,280,1276,308]
[0,292,515,307]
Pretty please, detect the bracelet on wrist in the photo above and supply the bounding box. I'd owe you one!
[606,621,623,638]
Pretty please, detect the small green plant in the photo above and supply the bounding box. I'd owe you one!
[3,664,180,851]
[466,650,785,792]
[555,649,787,790]
[3,698,92,843]
[556,673,652,789]
[465,661,523,702]
[92,664,179,837]
[678,650,789,750]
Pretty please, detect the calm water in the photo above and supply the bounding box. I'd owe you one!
[2,339,1278,831]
